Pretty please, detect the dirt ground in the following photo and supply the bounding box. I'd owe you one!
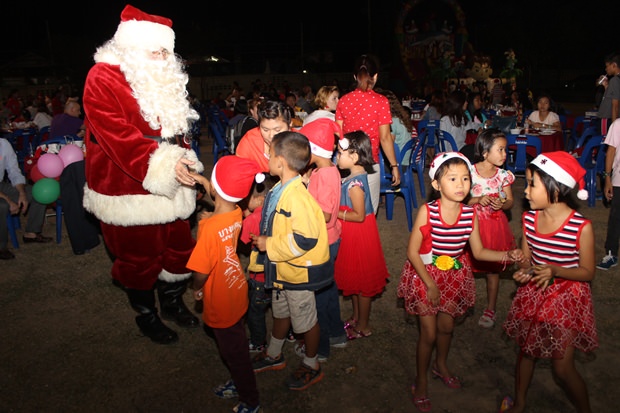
[1,133,618,413]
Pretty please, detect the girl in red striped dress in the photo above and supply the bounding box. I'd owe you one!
[397,152,524,412]
[501,151,598,413]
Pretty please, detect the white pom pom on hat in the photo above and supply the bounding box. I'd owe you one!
[211,156,265,202]
[531,151,588,200]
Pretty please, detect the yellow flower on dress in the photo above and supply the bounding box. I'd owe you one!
[434,255,455,271]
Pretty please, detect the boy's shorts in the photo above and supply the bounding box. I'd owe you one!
[271,289,317,334]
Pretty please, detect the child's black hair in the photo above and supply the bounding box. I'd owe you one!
[271,131,311,173]
[258,100,292,125]
[341,131,375,173]
[427,156,471,202]
[526,164,580,210]
[473,128,506,163]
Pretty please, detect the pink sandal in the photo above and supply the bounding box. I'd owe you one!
[411,383,431,412]
[346,327,372,341]
[431,366,461,389]
[343,318,357,330]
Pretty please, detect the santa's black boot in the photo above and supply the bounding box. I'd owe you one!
[157,280,200,328]
[126,288,179,344]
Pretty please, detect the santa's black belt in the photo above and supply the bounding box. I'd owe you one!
[89,135,178,144]
[142,135,180,144]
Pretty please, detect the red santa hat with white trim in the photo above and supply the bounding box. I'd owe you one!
[299,118,342,159]
[531,151,588,200]
[429,151,472,180]
[113,4,175,53]
[211,156,265,202]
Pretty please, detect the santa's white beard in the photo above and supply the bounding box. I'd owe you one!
[119,50,198,138]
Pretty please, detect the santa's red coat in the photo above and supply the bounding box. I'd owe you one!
[82,62,202,289]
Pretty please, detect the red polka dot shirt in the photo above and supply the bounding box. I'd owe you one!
[336,88,392,163]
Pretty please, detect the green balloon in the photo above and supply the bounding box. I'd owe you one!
[32,178,60,204]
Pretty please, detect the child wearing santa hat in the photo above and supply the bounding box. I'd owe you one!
[294,118,348,362]
[500,151,598,413]
[187,155,265,413]
[397,151,524,412]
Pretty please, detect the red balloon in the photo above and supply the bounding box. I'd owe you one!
[30,164,45,182]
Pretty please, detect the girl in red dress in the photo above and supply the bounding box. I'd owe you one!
[500,151,598,413]
[334,131,389,340]
[467,129,517,329]
[397,152,523,412]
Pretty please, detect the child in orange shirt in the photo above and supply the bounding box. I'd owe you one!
[187,155,265,413]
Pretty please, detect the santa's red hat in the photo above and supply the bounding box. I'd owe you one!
[531,151,588,200]
[113,5,175,53]
[211,156,265,202]
[299,118,341,159]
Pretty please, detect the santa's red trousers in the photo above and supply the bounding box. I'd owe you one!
[100,219,195,290]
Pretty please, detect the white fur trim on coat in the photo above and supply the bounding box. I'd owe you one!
[93,49,120,65]
[83,184,198,226]
[83,144,204,226]
[158,268,191,282]
[143,143,203,199]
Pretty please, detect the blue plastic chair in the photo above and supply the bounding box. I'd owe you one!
[208,122,231,163]
[379,142,415,231]
[409,132,428,199]
[50,200,63,244]
[37,126,50,143]
[6,212,21,249]
[398,139,420,210]
[416,119,429,134]
[505,134,542,176]
[491,116,517,135]
[578,135,606,207]
[558,114,570,149]
[436,129,459,153]
[419,119,438,156]
[40,135,83,148]
[572,126,599,155]
[207,105,229,136]
[191,136,200,158]
[30,136,74,244]
[7,128,39,173]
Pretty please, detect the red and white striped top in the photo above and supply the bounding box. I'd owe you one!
[428,200,475,257]
[523,210,588,268]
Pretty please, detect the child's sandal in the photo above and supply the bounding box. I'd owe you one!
[411,383,431,412]
[343,318,357,330]
[346,327,372,341]
[432,366,462,389]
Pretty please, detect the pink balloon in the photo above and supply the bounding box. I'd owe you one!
[58,144,84,167]
[37,153,64,178]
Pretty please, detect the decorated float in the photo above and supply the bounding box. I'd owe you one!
[395,0,523,96]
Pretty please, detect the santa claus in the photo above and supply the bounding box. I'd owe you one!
[82,5,203,344]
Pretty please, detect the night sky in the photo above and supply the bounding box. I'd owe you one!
[1,0,617,95]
